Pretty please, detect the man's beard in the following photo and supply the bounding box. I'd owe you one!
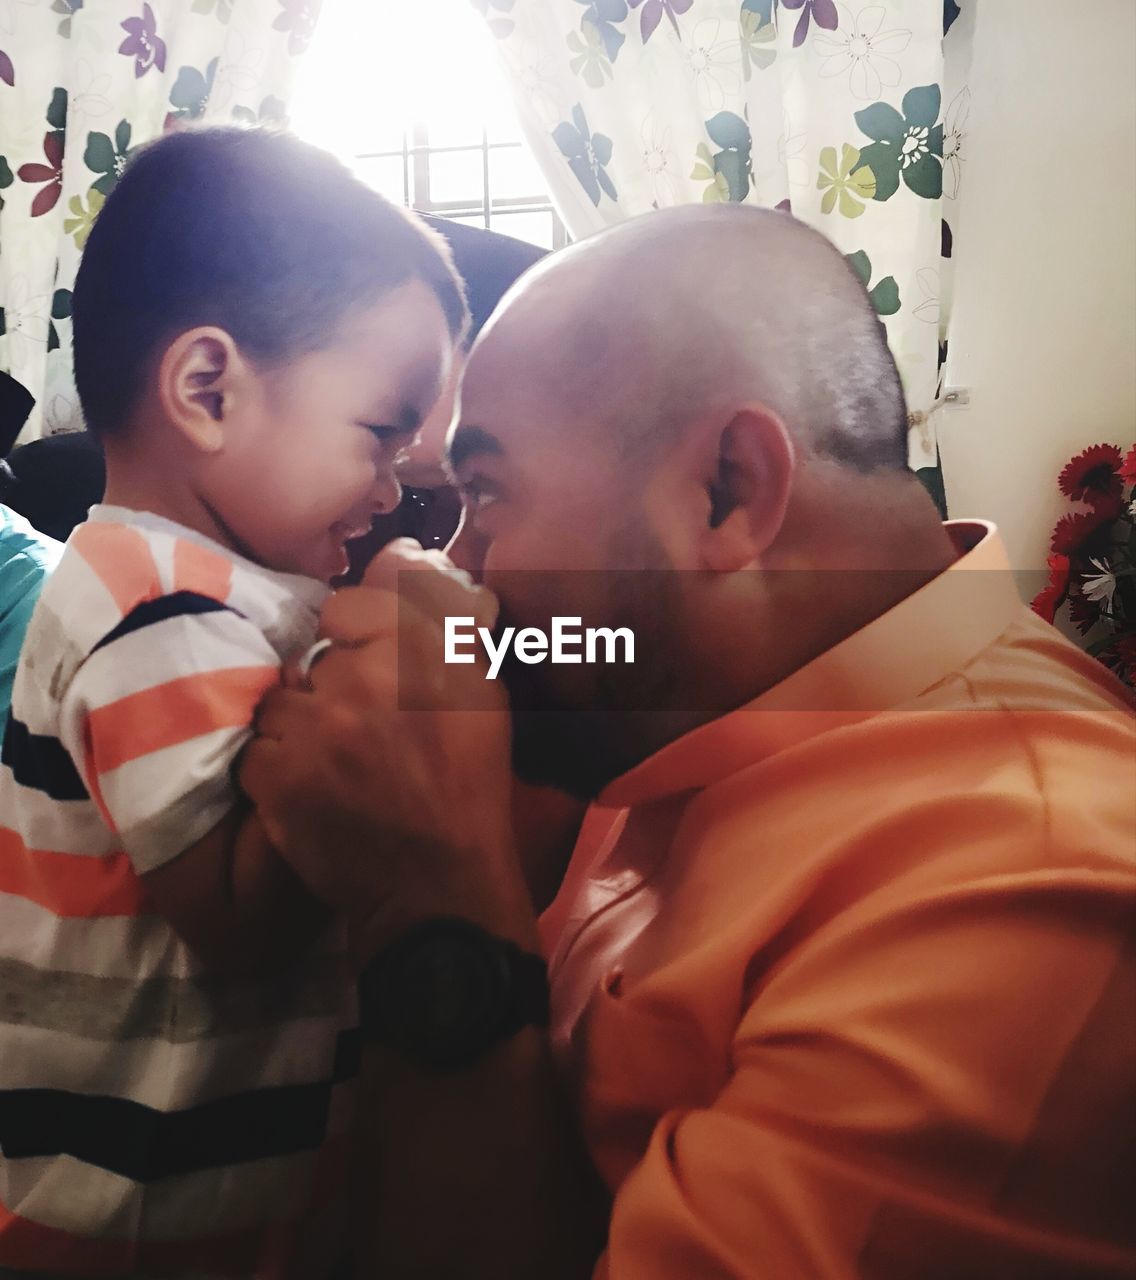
[494,568,686,799]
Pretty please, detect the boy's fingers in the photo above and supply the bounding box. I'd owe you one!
[327,552,499,643]
[360,538,451,590]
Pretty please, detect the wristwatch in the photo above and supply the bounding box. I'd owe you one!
[357,916,550,1071]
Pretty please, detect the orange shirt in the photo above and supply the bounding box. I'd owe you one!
[543,522,1136,1280]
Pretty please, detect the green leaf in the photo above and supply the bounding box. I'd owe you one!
[51,287,72,319]
[902,152,942,199]
[582,62,605,88]
[0,156,12,189]
[820,186,837,216]
[705,111,750,152]
[46,86,67,131]
[84,130,114,175]
[47,323,60,353]
[845,250,871,286]
[854,102,905,145]
[592,132,613,166]
[115,119,132,155]
[702,172,729,203]
[231,105,255,124]
[838,188,866,218]
[902,83,941,129]
[839,142,860,177]
[868,275,900,315]
[191,0,212,10]
[690,162,713,180]
[0,308,5,337]
[715,148,750,202]
[855,142,897,200]
[818,145,837,180]
[927,122,944,158]
[847,163,876,200]
[1086,632,1123,657]
[169,65,208,112]
[553,121,586,160]
[741,0,775,23]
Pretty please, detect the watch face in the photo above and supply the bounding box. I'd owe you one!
[372,924,512,1069]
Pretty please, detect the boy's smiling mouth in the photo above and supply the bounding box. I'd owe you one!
[330,517,375,544]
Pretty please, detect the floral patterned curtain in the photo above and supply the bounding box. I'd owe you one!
[475,0,972,475]
[0,0,321,442]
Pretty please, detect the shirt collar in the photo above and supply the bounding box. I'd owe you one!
[599,520,1021,808]
[87,504,330,612]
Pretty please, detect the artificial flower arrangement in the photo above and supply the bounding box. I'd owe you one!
[1031,442,1136,687]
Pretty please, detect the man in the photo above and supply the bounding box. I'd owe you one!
[242,206,1136,1279]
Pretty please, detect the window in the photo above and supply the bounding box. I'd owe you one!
[290,0,566,250]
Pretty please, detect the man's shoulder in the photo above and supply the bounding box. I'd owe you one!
[686,623,1134,902]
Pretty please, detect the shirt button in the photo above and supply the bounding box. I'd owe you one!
[603,966,624,997]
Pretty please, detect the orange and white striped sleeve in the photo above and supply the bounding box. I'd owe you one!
[57,592,281,874]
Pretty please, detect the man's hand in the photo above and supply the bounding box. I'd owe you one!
[240,539,535,959]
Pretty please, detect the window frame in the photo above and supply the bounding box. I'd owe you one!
[354,123,568,250]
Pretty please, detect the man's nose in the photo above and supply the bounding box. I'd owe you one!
[445,509,489,582]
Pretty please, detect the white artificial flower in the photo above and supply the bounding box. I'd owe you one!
[1082,557,1117,609]
[815,5,911,103]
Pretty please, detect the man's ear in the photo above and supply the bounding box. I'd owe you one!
[700,405,795,572]
[157,327,247,455]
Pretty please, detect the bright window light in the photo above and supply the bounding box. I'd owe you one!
[290,0,564,249]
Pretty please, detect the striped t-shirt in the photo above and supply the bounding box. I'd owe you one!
[0,506,358,1278]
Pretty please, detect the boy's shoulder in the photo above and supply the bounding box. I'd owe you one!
[28,508,325,683]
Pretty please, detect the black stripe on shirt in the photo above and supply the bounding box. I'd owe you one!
[1,714,88,802]
[90,591,243,655]
[0,1029,359,1182]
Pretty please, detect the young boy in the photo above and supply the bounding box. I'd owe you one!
[0,127,467,1276]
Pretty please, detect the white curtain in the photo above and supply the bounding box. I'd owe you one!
[476,0,973,474]
[0,0,322,442]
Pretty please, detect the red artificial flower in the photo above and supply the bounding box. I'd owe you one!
[1121,444,1136,487]
[1066,587,1101,636]
[1030,584,1060,624]
[1058,443,1123,506]
[1101,633,1136,687]
[1030,553,1071,623]
[1050,496,1122,555]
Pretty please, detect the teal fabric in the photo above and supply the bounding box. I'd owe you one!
[0,504,62,723]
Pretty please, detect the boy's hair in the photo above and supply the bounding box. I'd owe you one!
[72,127,469,437]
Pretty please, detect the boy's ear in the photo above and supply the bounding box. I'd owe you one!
[699,404,795,573]
[157,327,247,454]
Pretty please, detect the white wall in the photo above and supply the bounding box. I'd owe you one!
[940,0,1136,569]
